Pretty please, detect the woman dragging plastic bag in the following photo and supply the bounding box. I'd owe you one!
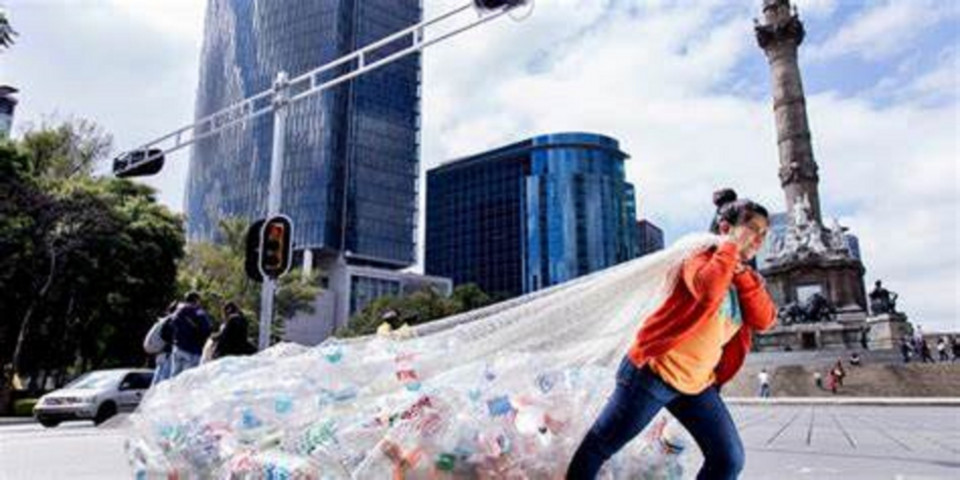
[566,189,777,479]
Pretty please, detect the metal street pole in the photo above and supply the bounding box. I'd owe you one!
[258,71,289,350]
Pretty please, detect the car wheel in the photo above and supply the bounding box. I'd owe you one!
[93,402,117,426]
[38,418,60,428]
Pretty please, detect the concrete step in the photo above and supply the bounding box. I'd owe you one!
[726,359,960,398]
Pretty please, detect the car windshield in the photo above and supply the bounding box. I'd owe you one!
[64,371,125,390]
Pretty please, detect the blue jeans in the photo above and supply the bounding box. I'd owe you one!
[169,347,201,379]
[151,352,171,386]
[567,358,745,480]
[759,384,771,398]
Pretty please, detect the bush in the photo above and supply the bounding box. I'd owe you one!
[13,398,38,417]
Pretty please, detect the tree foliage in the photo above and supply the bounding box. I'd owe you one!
[339,283,494,338]
[0,120,185,391]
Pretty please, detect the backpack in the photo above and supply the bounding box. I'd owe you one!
[144,316,171,355]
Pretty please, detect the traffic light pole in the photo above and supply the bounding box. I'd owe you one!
[258,71,290,350]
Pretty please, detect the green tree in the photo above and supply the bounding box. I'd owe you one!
[339,283,495,338]
[449,283,492,312]
[19,119,111,180]
[177,218,322,344]
[0,120,185,391]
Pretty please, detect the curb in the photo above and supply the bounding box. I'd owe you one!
[726,397,960,406]
[0,417,36,426]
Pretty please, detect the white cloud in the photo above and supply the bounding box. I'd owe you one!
[791,0,838,17]
[105,0,206,40]
[809,0,959,61]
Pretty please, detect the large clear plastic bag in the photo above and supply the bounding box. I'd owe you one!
[127,235,719,478]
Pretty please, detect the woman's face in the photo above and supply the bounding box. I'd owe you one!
[738,215,769,261]
[720,215,769,261]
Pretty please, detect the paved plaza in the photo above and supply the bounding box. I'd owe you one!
[730,404,960,479]
[1,405,958,479]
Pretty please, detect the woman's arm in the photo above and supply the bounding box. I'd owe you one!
[682,241,740,304]
[733,268,777,331]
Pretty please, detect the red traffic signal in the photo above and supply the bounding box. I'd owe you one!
[259,215,293,279]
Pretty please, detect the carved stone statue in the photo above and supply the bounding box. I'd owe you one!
[803,292,834,323]
[869,280,898,315]
[828,217,848,252]
[801,226,827,255]
[792,194,811,228]
[777,301,803,325]
[777,293,835,325]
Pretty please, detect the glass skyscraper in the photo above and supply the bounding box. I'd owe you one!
[186,0,421,269]
[636,219,664,257]
[426,133,638,299]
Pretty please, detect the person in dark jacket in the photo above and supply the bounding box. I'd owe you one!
[211,302,257,359]
[169,292,213,378]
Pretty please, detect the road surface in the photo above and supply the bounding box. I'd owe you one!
[1,405,958,479]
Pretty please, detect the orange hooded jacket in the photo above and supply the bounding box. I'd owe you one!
[626,242,777,387]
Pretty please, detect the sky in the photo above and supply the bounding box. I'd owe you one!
[1,0,957,332]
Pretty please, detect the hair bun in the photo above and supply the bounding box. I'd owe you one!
[713,188,738,209]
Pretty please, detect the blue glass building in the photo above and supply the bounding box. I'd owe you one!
[636,220,664,257]
[186,0,421,269]
[425,133,638,299]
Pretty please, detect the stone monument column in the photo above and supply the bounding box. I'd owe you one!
[753,0,874,351]
[755,0,822,226]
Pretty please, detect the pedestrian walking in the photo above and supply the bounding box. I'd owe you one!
[900,336,912,363]
[920,339,935,364]
[169,292,213,378]
[757,368,772,398]
[937,337,949,362]
[144,301,177,386]
[828,367,840,394]
[951,336,960,362]
[833,359,846,386]
[211,302,257,360]
[813,371,823,390]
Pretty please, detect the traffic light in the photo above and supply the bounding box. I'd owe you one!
[245,219,266,282]
[474,0,527,11]
[259,215,293,279]
[113,148,165,178]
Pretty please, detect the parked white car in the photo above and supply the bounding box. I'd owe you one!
[33,369,153,427]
